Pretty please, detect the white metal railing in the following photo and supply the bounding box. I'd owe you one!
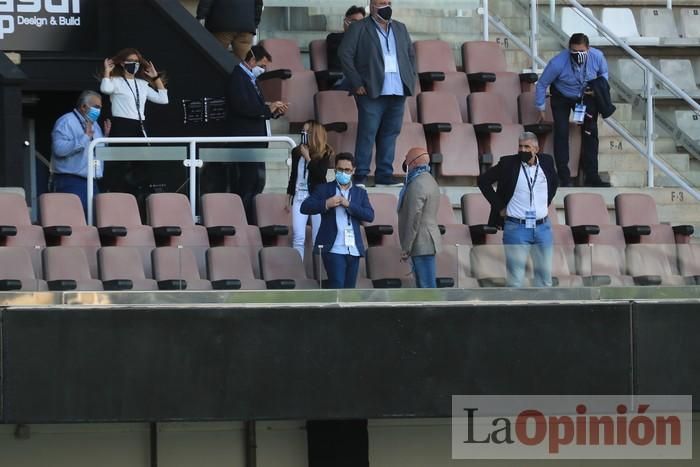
[86,136,296,225]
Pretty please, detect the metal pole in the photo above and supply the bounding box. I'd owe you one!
[550,0,556,22]
[87,142,95,225]
[189,141,197,221]
[530,0,539,72]
[482,0,489,41]
[667,0,672,9]
[646,69,656,188]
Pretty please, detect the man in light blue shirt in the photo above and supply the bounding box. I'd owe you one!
[535,33,610,187]
[50,90,110,217]
[339,0,417,187]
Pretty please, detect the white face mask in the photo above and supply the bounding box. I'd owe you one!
[252,66,265,78]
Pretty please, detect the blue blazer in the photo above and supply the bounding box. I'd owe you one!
[300,182,375,256]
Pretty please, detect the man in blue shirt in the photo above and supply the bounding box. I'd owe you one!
[50,90,110,217]
[339,0,417,187]
[535,33,611,187]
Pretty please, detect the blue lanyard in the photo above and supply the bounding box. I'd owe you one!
[337,184,352,225]
[373,20,392,53]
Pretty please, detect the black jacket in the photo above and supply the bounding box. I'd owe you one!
[227,64,271,141]
[477,153,559,228]
[587,76,616,119]
[325,32,344,72]
[286,146,332,199]
[197,0,263,33]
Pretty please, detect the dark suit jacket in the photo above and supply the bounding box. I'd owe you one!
[227,64,271,141]
[286,145,332,199]
[197,0,262,33]
[338,16,416,98]
[477,153,559,228]
[325,32,344,73]
[300,182,375,256]
[588,76,616,119]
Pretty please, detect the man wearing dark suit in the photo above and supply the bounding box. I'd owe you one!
[210,45,287,219]
[478,132,559,287]
[339,0,416,187]
[301,152,374,289]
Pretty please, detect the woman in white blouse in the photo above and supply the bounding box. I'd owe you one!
[100,48,168,137]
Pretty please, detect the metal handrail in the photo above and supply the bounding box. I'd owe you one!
[87,136,296,225]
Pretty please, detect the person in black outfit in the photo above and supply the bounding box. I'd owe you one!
[325,5,366,90]
[196,0,264,60]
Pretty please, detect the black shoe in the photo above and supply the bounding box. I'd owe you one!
[586,177,611,188]
[353,175,368,188]
[375,176,404,187]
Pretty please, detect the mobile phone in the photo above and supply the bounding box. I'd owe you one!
[300,130,309,146]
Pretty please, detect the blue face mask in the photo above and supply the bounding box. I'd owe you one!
[335,170,352,186]
[86,106,101,122]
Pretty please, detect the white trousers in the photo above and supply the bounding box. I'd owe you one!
[292,191,321,260]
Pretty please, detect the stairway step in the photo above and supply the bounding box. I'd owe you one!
[599,153,690,172]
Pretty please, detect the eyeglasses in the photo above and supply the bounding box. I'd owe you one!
[335,168,353,174]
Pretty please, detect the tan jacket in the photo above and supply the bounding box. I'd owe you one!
[398,172,441,256]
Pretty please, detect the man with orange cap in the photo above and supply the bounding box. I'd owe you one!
[397,147,441,288]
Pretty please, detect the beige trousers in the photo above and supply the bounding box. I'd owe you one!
[213,31,254,60]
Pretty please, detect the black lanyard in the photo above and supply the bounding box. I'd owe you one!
[570,56,588,102]
[123,77,147,137]
[521,162,540,208]
[373,20,392,53]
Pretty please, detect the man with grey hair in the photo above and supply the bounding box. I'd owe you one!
[50,90,111,216]
[478,132,558,287]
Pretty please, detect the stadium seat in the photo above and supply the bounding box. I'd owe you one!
[677,243,700,284]
[0,247,47,291]
[563,193,634,286]
[314,90,359,157]
[0,192,46,277]
[388,102,433,177]
[675,110,700,141]
[417,92,480,177]
[309,39,342,90]
[414,40,471,121]
[151,247,212,291]
[468,92,523,166]
[600,8,659,45]
[146,193,210,278]
[43,247,103,291]
[201,193,264,278]
[461,41,537,122]
[98,247,158,291]
[258,39,317,128]
[206,247,267,290]
[614,193,695,245]
[470,244,507,287]
[95,193,156,277]
[625,243,693,286]
[437,194,473,246]
[253,193,291,247]
[436,245,479,288]
[365,193,399,247]
[548,210,583,288]
[659,60,700,96]
[39,193,100,278]
[679,8,700,38]
[366,246,412,288]
[518,92,581,179]
[259,246,318,289]
[639,8,680,39]
[560,7,599,39]
[460,193,502,245]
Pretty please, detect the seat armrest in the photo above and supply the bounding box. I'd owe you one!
[259,225,289,240]
[418,71,446,83]
[633,275,662,286]
[98,226,128,238]
[43,226,72,237]
[467,72,497,83]
[524,123,553,134]
[623,225,652,237]
[0,279,22,291]
[365,225,394,241]
[0,225,17,237]
[372,278,402,289]
[48,279,77,291]
[266,279,296,290]
[477,277,506,287]
[438,225,446,235]
[519,72,539,83]
[314,70,343,84]
[158,279,187,290]
[582,275,613,287]
[473,123,503,134]
[673,225,695,236]
[436,277,455,288]
[207,226,236,237]
[257,69,292,81]
[469,224,498,237]
[423,122,452,134]
[212,279,242,290]
[153,226,183,238]
[571,225,601,243]
[323,122,348,133]
[102,279,134,291]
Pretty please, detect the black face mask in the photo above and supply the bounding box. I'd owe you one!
[519,151,533,163]
[377,5,392,21]
[123,62,139,75]
[570,51,587,66]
